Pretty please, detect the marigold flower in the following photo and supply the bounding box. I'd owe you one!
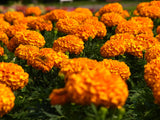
[49,68,128,108]
[100,39,126,58]
[55,18,79,34]
[133,10,140,16]
[149,1,160,7]
[44,9,68,22]
[0,47,4,56]
[14,44,40,60]
[136,2,149,13]
[0,14,4,20]
[7,30,45,52]
[152,81,160,105]
[5,24,28,38]
[0,20,10,32]
[13,16,38,26]
[27,48,68,72]
[98,3,123,16]
[145,44,160,63]
[144,57,160,88]
[0,62,29,90]
[53,35,84,55]
[4,11,24,24]
[138,27,154,36]
[25,6,41,16]
[0,31,9,45]
[83,18,107,38]
[100,12,126,27]
[70,24,97,41]
[74,7,93,16]
[59,57,99,76]
[0,83,15,117]
[129,17,153,29]
[27,17,53,31]
[138,5,160,19]
[99,59,131,81]
[121,10,130,18]
[157,26,160,34]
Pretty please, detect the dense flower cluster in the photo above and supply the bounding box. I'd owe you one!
[55,18,79,34]
[145,44,160,63]
[4,11,24,24]
[14,44,40,60]
[0,31,9,45]
[27,17,53,31]
[100,12,126,27]
[0,83,15,117]
[0,20,10,32]
[53,35,84,55]
[25,6,41,16]
[99,59,131,81]
[50,68,128,108]
[7,30,45,52]
[0,62,29,90]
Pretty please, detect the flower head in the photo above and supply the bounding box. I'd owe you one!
[74,7,93,16]
[0,83,15,117]
[0,47,4,56]
[25,6,41,16]
[53,35,84,55]
[0,20,10,32]
[0,31,9,45]
[0,62,29,90]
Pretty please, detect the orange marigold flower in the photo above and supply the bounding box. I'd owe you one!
[145,44,160,63]
[129,16,153,29]
[144,57,160,88]
[0,20,10,32]
[94,11,100,17]
[136,2,150,12]
[27,48,68,72]
[152,81,160,105]
[27,17,53,31]
[59,57,99,76]
[14,44,40,60]
[83,18,107,38]
[0,14,4,20]
[25,6,41,16]
[7,30,45,52]
[13,16,38,26]
[157,26,160,34]
[74,7,93,16]
[55,18,79,34]
[100,12,127,27]
[138,27,154,36]
[49,68,128,108]
[0,83,15,117]
[5,24,28,38]
[99,59,131,81]
[98,3,123,16]
[0,31,9,45]
[100,39,126,58]
[133,10,140,16]
[138,5,160,19]
[4,11,24,24]
[134,34,159,50]
[70,24,97,41]
[121,10,130,18]
[149,1,160,7]
[0,47,4,56]
[44,9,68,22]
[0,62,29,90]
[53,35,84,55]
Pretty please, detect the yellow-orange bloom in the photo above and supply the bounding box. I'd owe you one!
[144,57,160,88]
[0,47,4,56]
[4,11,24,24]
[70,24,97,41]
[149,1,160,7]
[55,18,79,34]
[156,26,160,34]
[156,34,160,41]
[7,30,45,52]
[0,62,29,90]
[74,7,93,16]
[53,35,84,55]
[5,24,28,38]
[99,59,131,81]
[121,10,130,18]
[129,16,153,29]
[0,14,4,20]
[49,68,128,108]
[0,31,9,45]
[27,48,68,72]
[152,81,160,105]
[25,6,41,16]
[27,17,53,31]
[0,83,15,117]
[100,12,126,27]
[0,20,10,32]
[98,3,123,16]
[145,44,160,63]
[14,44,40,60]
[133,10,140,16]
